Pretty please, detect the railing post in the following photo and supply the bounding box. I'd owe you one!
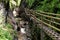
[40,15,45,40]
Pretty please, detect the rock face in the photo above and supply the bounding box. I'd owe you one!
[15,18,31,40]
[17,32,27,40]
[0,2,6,27]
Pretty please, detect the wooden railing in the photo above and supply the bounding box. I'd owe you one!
[25,8,60,40]
[28,9,60,32]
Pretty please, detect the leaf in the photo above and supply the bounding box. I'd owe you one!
[26,0,35,8]
[17,0,21,6]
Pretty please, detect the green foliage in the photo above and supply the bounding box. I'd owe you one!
[26,0,35,8]
[9,0,21,10]
[0,23,13,40]
[5,23,12,29]
[28,0,60,14]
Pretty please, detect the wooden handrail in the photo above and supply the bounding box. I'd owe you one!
[25,8,60,31]
[31,10,60,16]
[29,15,60,40]
[26,9,60,20]
[42,18,60,25]
[35,10,60,16]
[25,8,60,16]
[24,8,60,40]
[36,18,60,32]
[35,13,60,20]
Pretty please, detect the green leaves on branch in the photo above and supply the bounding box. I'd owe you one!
[33,0,60,13]
[17,0,21,6]
[26,0,35,8]
[0,0,21,10]
[0,23,13,40]
[9,0,21,10]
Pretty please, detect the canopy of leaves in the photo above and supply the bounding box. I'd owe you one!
[26,0,35,8]
[27,0,60,14]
